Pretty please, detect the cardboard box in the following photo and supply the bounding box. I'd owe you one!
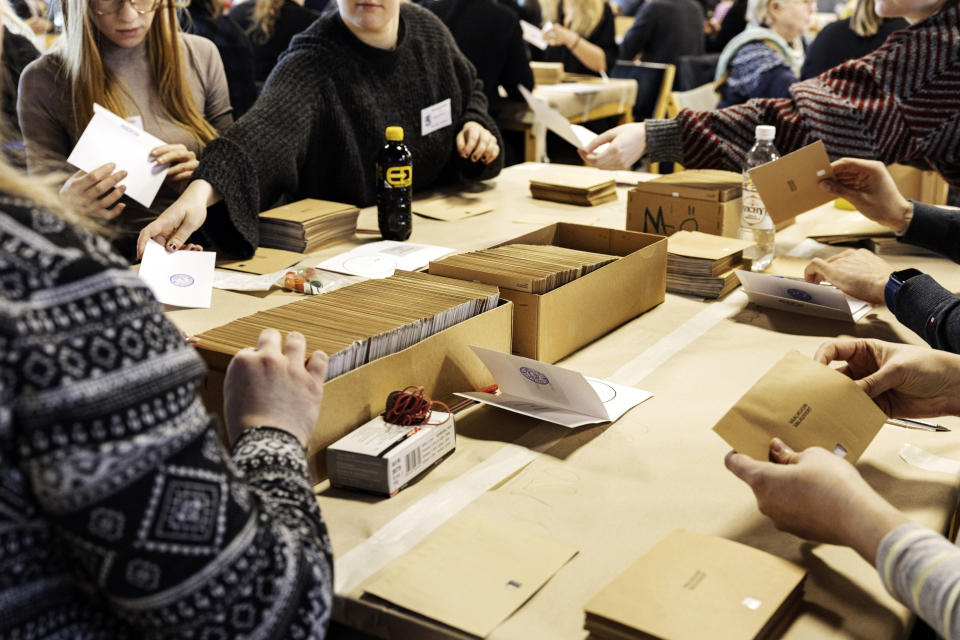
[628,170,744,238]
[888,163,949,205]
[480,223,666,363]
[531,61,564,85]
[196,301,513,477]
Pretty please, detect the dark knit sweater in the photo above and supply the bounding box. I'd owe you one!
[800,16,907,79]
[193,2,504,258]
[619,0,704,68]
[230,0,320,84]
[421,0,533,117]
[644,0,960,191]
[0,196,332,638]
[890,202,960,353]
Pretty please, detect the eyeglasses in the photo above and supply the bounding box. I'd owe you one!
[89,0,162,15]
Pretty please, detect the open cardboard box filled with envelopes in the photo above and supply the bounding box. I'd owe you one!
[429,223,667,363]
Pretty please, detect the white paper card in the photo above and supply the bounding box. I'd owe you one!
[67,103,168,207]
[421,98,453,137]
[138,240,215,308]
[518,85,609,153]
[315,241,455,279]
[736,270,873,322]
[520,19,548,50]
[456,346,653,428]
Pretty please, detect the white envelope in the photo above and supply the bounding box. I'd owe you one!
[518,85,609,153]
[67,104,169,207]
[138,240,215,308]
[520,19,548,50]
[736,269,873,322]
[315,241,454,279]
[456,346,653,428]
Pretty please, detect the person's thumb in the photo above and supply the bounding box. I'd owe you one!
[857,368,895,400]
[166,224,194,252]
[583,129,616,153]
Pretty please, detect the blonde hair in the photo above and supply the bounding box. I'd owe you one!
[542,0,605,37]
[850,0,882,36]
[747,0,777,25]
[58,0,218,145]
[248,0,285,43]
[0,0,41,44]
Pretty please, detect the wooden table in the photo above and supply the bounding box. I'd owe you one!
[499,78,638,162]
[167,163,960,640]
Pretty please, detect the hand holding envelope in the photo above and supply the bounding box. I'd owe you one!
[518,85,610,154]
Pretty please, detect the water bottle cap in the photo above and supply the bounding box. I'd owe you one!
[755,125,776,140]
[385,126,404,141]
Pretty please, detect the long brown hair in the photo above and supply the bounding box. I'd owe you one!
[248,0,285,43]
[59,0,218,145]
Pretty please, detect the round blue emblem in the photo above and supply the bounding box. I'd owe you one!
[169,274,195,287]
[787,288,812,302]
[520,366,550,385]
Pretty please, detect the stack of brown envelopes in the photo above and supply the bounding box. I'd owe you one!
[529,169,617,206]
[666,231,755,298]
[259,198,360,253]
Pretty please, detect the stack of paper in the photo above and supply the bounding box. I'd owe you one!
[666,231,754,298]
[530,171,616,206]
[429,243,618,294]
[868,236,939,257]
[195,270,499,380]
[258,199,360,253]
[584,529,806,640]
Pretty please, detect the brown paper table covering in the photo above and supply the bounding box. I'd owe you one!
[165,164,960,640]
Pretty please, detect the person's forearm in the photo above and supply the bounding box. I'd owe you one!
[569,37,608,73]
[185,178,223,207]
[840,494,911,565]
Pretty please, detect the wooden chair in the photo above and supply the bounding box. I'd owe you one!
[610,60,676,172]
[663,81,721,171]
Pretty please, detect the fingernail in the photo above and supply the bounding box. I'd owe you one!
[168,242,178,251]
[119,184,126,191]
[119,170,128,178]
[770,439,785,456]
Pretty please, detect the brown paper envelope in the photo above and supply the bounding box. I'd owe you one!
[713,350,887,463]
[363,511,578,638]
[667,230,755,260]
[414,195,494,221]
[749,140,836,223]
[585,529,806,640]
[216,247,305,274]
[259,198,358,222]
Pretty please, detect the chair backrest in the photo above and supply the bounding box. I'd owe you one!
[676,53,721,91]
[667,81,721,117]
[610,60,676,122]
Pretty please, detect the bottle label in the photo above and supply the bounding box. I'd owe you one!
[384,165,412,188]
[741,188,769,227]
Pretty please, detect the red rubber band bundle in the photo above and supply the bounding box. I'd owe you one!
[383,386,451,426]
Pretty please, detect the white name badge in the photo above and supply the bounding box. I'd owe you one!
[421,98,452,136]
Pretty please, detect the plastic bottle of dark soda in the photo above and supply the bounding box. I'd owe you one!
[377,126,413,241]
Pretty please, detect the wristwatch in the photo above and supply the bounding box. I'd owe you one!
[884,268,923,310]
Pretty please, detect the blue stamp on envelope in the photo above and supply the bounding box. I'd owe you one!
[170,274,195,287]
[786,288,812,302]
[520,366,549,385]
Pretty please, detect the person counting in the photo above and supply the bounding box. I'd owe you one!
[17,0,232,260]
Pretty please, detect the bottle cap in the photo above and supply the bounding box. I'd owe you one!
[385,126,404,141]
[755,125,776,140]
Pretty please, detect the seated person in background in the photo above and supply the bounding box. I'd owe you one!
[714,0,813,107]
[0,0,40,167]
[420,0,533,119]
[181,0,259,117]
[619,0,705,77]
[578,0,960,189]
[536,0,617,75]
[706,0,747,52]
[613,0,644,17]
[726,338,960,640]
[0,156,333,638]
[230,0,318,87]
[805,158,960,354]
[17,0,232,260]
[500,0,543,28]
[137,0,503,259]
[800,0,907,78]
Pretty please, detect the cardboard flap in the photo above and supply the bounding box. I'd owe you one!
[749,140,836,223]
[634,169,742,202]
[363,511,578,638]
[712,350,888,463]
[259,198,359,222]
[667,230,755,260]
[216,247,305,275]
[585,529,805,640]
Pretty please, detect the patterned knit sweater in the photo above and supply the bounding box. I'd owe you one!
[193,2,504,259]
[645,0,960,189]
[0,197,333,638]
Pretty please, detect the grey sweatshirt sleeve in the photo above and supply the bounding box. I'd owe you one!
[876,523,960,640]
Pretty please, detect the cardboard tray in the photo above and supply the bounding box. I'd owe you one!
[490,223,666,363]
[196,300,513,477]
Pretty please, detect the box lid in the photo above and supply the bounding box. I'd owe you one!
[633,169,742,202]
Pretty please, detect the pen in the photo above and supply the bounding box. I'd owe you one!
[886,417,951,433]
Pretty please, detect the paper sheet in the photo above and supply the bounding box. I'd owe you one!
[899,443,960,475]
[67,103,168,207]
[456,346,653,428]
[413,195,493,221]
[736,269,872,322]
[138,240,215,308]
[314,241,454,278]
[518,85,609,153]
[520,19,548,50]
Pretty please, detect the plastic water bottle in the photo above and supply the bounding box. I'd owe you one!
[377,126,412,241]
[740,125,779,271]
